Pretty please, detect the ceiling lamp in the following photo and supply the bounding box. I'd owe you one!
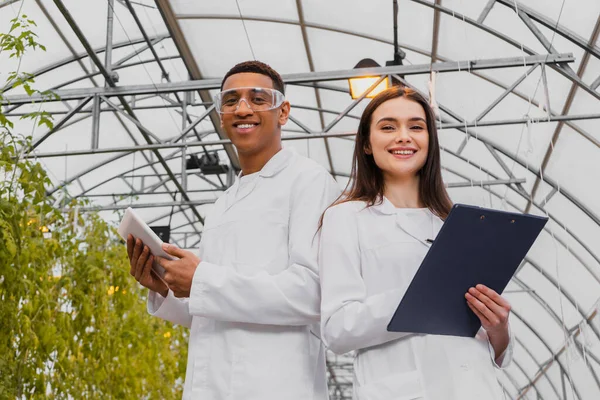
[348,58,390,100]
[348,0,406,99]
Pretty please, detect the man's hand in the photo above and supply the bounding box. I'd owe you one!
[157,244,201,298]
[127,235,168,298]
[465,284,511,362]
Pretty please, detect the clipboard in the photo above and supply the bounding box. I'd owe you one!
[117,207,175,279]
[387,204,548,337]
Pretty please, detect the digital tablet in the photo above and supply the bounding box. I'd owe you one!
[117,207,175,278]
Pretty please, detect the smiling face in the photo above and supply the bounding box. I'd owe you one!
[366,96,429,183]
[219,72,290,157]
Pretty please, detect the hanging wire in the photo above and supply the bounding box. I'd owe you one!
[141,5,184,82]
[504,1,577,395]
[107,0,183,136]
[450,0,579,395]
[454,0,485,204]
[235,0,257,60]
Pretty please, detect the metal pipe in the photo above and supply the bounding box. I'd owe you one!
[61,199,214,212]
[53,0,205,226]
[1,53,574,104]
[105,0,115,72]
[91,96,100,149]
[24,110,600,159]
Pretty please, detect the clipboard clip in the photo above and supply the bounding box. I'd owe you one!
[426,238,434,244]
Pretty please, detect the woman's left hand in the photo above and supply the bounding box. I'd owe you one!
[465,284,511,334]
[465,284,511,361]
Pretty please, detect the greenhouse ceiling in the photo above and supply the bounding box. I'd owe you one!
[1,0,599,398]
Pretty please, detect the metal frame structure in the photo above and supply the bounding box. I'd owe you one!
[2,1,600,399]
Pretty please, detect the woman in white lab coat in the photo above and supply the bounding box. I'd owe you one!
[319,87,512,400]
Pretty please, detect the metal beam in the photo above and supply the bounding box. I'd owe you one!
[592,74,600,91]
[23,131,357,158]
[9,6,594,159]
[511,308,583,400]
[293,72,600,152]
[324,76,387,133]
[410,0,537,56]
[91,96,101,149]
[451,158,600,286]
[62,200,215,212]
[446,178,526,188]
[443,156,600,287]
[52,0,205,226]
[117,0,219,189]
[23,106,599,161]
[154,0,240,171]
[0,0,20,9]
[2,53,574,104]
[34,0,100,89]
[517,310,599,399]
[431,0,442,63]
[1,31,166,93]
[474,64,538,122]
[174,13,436,60]
[518,9,560,55]
[526,14,600,213]
[6,100,213,116]
[395,73,600,235]
[123,0,170,81]
[477,0,496,24]
[295,0,335,175]
[510,357,543,399]
[495,0,600,60]
[410,0,600,106]
[79,188,227,198]
[29,97,93,151]
[121,0,214,159]
[512,336,562,399]
[112,36,168,67]
[47,55,181,93]
[23,109,600,159]
[484,142,529,197]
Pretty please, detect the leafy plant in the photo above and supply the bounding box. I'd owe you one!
[1,14,187,399]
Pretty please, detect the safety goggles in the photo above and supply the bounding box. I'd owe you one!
[213,87,285,114]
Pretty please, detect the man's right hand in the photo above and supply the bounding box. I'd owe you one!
[127,235,169,298]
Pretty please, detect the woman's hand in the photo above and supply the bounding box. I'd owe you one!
[465,284,511,361]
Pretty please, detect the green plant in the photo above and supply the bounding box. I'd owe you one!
[1,14,187,400]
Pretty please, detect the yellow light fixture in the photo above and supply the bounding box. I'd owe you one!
[348,58,390,99]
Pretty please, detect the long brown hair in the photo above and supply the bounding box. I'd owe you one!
[320,86,452,229]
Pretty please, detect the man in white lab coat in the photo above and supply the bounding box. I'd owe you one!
[127,61,340,400]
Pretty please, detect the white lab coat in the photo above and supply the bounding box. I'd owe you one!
[319,198,513,400]
[148,148,340,400]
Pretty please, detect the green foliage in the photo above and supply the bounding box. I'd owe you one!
[0,14,46,59]
[1,15,60,134]
[0,14,188,400]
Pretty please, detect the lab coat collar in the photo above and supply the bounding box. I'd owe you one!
[369,196,400,216]
[225,148,295,211]
[233,147,294,182]
[371,196,439,244]
[259,147,295,178]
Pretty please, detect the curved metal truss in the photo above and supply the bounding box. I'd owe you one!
[2,1,600,399]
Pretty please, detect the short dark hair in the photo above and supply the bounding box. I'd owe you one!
[220,61,285,94]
